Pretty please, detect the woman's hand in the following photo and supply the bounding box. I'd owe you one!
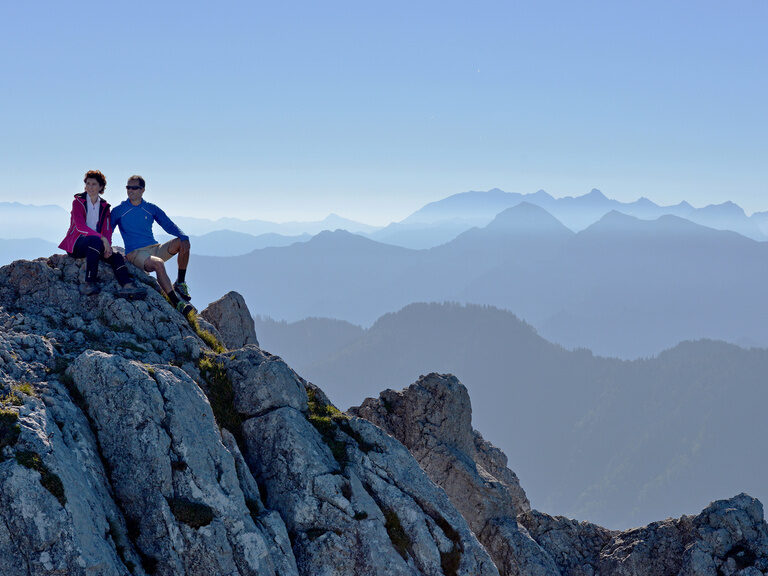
[102,237,113,258]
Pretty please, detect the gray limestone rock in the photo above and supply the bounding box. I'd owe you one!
[351,373,768,576]
[240,380,500,576]
[0,255,210,366]
[519,510,615,576]
[220,428,299,576]
[2,255,768,576]
[68,350,292,576]
[200,291,259,349]
[520,495,768,576]
[219,346,308,416]
[351,373,546,576]
[1,383,144,575]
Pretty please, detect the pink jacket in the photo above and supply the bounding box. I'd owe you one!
[58,193,113,253]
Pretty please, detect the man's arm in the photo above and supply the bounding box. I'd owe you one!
[109,205,120,233]
[152,205,189,241]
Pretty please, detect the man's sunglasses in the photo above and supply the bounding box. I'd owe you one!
[126,185,143,190]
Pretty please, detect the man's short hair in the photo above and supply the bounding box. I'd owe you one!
[84,170,107,189]
[127,175,146,189]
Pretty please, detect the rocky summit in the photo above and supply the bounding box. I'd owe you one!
[0,255,766,576]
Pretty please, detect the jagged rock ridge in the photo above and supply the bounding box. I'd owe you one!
[352,373,768,576]
[0,254,766,576]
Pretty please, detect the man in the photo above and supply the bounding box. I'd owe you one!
[110,175,194,314]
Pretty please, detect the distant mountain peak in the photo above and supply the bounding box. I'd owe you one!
[312,228,355,240]
[700,201,747,218]
[581,210,641,233]
[485,202,572,235]
[601,209,635,221]
[530,189,554,200]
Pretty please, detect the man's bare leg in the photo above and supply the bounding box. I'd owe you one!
[167,238,191,274]
[144,256,173,295]
[167,238,191,302]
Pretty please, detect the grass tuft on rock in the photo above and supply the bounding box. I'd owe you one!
[0,410,21,459]
[337,419,378,454]
[306,388,350,466]
[197,356,243,445]
[107,519,137,574]
[441,547,462,576]
[382,506,411,560]
[0,390,23,407]
[117,340,148,353]
[13,382,35,397]
[187,312,226,354]
[15,450,67,506]
[245,498,262,523]
[167,497,215,528]
[428,511,463,576]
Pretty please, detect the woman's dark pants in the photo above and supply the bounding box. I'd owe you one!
[71,236,130,285]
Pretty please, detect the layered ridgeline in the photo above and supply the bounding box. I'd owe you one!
[1,256,767,576]
[255,303,768,529]
[191,206,768,359]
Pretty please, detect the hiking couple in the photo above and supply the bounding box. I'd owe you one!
[59,170,194,315]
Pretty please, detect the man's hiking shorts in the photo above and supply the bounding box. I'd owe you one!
[126,240,176,270]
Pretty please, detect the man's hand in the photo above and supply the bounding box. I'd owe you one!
[178,239,191,256]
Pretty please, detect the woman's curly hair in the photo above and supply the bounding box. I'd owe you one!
[84,170,106,190]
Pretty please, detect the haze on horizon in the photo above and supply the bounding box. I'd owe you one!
[1,1,766,225]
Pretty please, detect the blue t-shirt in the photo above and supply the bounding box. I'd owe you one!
[110,200,189,254]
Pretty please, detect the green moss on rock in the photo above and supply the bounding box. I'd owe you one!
[0,410,20,459]
[306,388,350,466]
[383,507,411,560]
[197,356,244,444]
[15,450,67,506]
[167,497,214,528]
[187,313,226,353]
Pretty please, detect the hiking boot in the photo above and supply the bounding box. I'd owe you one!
[79,282,101,296]
[116,282,147,299]
[176,300,196,316]
[173,281,192,302]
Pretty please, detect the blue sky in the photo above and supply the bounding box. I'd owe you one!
[1,1,766,224]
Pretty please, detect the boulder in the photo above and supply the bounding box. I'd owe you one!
[351,373,548,575]
[200,291,259,349]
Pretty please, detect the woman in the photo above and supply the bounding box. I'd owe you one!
[59,170,146,298]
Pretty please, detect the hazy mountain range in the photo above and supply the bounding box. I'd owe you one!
[173,212,379,237]
[5,189,766,357]
[189,203,768,358]
[4,188,768,249]
[155,230,312,256]
[370,188,768,247]
[254,302,768,529]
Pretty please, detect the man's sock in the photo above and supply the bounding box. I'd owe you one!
[177,269,187,284]
[168,290,181,306]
